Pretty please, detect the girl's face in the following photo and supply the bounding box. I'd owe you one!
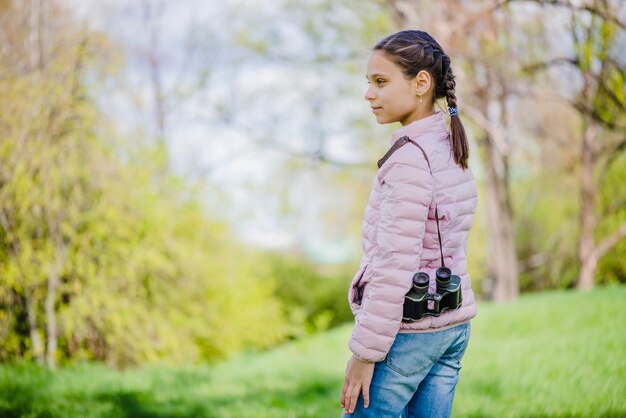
[364,51,430,126]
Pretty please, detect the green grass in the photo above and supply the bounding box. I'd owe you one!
[1,284,625,417]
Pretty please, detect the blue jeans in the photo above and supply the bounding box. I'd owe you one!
[342,322,471,418]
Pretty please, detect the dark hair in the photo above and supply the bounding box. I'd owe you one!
[374,30,469,169]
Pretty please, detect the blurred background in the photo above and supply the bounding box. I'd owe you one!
[0,0,625,417]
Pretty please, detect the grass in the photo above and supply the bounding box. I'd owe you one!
[455,284,625,417]
[1,284,625,417]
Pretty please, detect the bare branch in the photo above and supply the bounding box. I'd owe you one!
[462,104,511,156]
[522,58,626,117]
[597,77,626,114]
[572,101,626,131]
[601,198,626,218]
[520,251,548,270]
[496,0,626,30]
[604,137,626,168]
[521,57,579,73]
[191,134,370,180]
[595,221,626,259]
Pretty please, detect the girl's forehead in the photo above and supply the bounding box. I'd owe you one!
[366,51,400,77]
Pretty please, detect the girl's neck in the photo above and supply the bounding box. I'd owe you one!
[400,106,436,126]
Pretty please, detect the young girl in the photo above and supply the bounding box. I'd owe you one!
[340,30,478,418]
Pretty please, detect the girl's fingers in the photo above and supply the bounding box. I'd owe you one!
[362,383,369,408]
[342,383,351,412]
[347,384,361,414]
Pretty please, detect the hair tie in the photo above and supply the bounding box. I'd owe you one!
[448,107,459,117]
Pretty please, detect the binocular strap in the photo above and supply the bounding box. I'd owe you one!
[377,135,445,268]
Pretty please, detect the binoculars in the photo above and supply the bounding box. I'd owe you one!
[402,267,463,322]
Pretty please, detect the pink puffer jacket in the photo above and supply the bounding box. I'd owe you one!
[348,111,478,363]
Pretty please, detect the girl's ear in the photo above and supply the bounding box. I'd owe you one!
[414,70,432,97]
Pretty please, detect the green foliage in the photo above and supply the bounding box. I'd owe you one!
[597,151,626,284]
[573,7,625,131]
[513,139,626,291]
[514,168,580,291]
[0,96,293,366]
[466,183,489,297]
[0,20,292,367]
[264,252,355,337]
[0,284,624,417]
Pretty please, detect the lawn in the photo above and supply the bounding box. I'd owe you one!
[1,284,624,417]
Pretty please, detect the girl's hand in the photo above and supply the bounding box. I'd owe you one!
[341,354,375,414]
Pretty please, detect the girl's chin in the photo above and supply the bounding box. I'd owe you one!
[374,114,395,125]
[373,113,387,121]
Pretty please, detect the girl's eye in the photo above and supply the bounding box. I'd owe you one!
[376,79,385,85]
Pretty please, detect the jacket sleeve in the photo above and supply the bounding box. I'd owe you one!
[348,151,433,362]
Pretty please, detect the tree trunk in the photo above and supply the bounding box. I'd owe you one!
[475,86,519,302]
[483,133,519,301]
[45,264,59,369]
[577,117,598,290]
[25,293,44,364]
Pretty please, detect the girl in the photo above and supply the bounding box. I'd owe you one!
[340,30,478,418]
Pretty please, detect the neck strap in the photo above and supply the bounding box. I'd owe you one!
[377,135,445,268]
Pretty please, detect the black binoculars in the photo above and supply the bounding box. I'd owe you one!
[402,267,462,322]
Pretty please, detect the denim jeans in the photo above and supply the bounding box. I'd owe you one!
[342,322,471,418]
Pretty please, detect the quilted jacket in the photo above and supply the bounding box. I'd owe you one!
[347,111,478,363]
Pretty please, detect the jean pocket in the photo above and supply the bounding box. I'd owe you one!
[385,333,441,377]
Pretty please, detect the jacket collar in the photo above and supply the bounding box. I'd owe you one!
[390,111,447,145]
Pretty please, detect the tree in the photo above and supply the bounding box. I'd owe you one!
[0,0,105,368]
[570,0,626,290]
[0,0,292,368]
[518,0,626,290]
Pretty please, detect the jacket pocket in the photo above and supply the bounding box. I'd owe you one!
[349,263,369,313]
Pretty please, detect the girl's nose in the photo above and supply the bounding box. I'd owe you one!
[364,87,375,101]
